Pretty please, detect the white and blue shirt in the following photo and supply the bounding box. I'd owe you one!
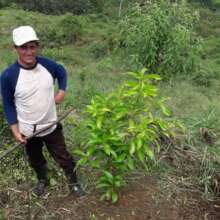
[0,56,67,136]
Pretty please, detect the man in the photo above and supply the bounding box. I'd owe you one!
[0,26,84,197]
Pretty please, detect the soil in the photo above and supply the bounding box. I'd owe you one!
[30,175,220,220]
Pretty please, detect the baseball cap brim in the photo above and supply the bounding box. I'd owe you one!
[14,37,39,46]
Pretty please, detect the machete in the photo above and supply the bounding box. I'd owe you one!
[0,107,76,160]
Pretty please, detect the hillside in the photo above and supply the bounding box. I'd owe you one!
[1,1,220,219]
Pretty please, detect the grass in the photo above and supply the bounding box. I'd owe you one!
[156,2,220,200]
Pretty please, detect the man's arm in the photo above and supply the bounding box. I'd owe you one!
[1,73,18,125]
[54,63,67,105]
[1,69,25,143]
[36,58,67,104]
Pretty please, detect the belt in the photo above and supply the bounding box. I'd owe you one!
[32,122,56,133]
[33,124,37,133]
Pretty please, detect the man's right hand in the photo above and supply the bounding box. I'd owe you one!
[14,132,27,144]
[10,124,27,144]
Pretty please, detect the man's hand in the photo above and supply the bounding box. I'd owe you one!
[55,90,65,104]
[10,124,27,144]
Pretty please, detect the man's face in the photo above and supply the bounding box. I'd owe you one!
[15,41,38,67]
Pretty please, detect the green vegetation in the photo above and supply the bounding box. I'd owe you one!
[118,1,202,78]
[0,0,104,14]
[1,0,220,218]
[74,69,175,202]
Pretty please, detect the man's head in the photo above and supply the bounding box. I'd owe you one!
[12,26,39,68]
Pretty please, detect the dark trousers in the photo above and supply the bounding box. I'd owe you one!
[25,123,77,182]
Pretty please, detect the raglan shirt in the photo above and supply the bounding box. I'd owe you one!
[0,56,67,137]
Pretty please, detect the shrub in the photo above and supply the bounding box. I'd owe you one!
[58,14,83,43]
[188,0,215,9]
[38,13,82,47]
[88,41,108,59]
[0,0,104,15]
[97,57,114,72]
[118,1,202,78]
[74,69,176,203]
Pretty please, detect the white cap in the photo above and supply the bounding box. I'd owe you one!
[12,26,39,46]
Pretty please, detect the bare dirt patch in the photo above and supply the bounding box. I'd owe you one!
[28,175,220,220]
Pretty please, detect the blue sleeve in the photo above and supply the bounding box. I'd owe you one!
[37,57,67,91]
[54,63,67,91]
[0,71,18,125]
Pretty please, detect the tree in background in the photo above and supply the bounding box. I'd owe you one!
[189,0,214,9]
[118,0,202,78]
[0,0,104,14]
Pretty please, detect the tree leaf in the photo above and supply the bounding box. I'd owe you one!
[103,144,111,155]
[145,74,161,80]
[160,103,171,116]
[136,138,143,150]
[111,191,118,203]
[110,149,117,158]
[137,149,145,162]
[73,149,86,157]
[86,146,96,156]
[100,193,107,201]
[116,154,126,163]
[140,68,148,75]
[96,183,110,189]
[103,171,114,183]
[100,108,111,113]
[77,157,88,166]
[96,116,103,129]
[144,145,154,160]
[91,160,100,168]
[157,119,168,130]
[127,156,134,170]
[129,142,136,155]
[126,81,138,87]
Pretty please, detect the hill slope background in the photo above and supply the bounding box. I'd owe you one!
[1,1,220,219]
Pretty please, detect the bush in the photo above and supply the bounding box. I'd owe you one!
[188,0,215,9]
[0,0,13,8]
[74,69,176,203]
[118,1,202,78]
[88,41,108,59]
[0,8,83,48]
[38,13,82,47]
[0,0,104,15]
[97,57,113,71]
